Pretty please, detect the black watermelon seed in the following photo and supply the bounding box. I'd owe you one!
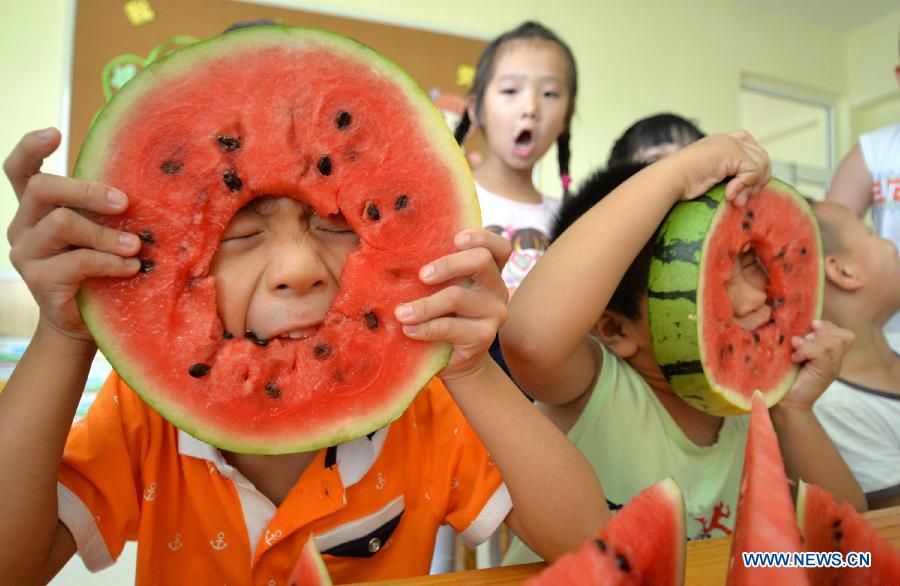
[223,171,242,192]
[768,317,776,326]
[139,259,155,274]
[244,330,258,340]
[265,381,281,399]
[223,331,234,339]
[778,333,785,345]
[216,135,241,151]
[317,155,332,176]
[615,554,630,572]
[744,355,752,364]
[138,230,155,245]
[314,343,332,359]
[595,538,607,552]
[187,277,200,289]
[160,160,182,175]
[364,311,379,330]
[336,111,352,129]
[189,363,211,378]
[776,247,787,258]
[727,343,734,354]
[741,221,751,230]
[800,246,807,255]
[394,195,409,210]
[832,519,842,528]
[745,210,755,219]
[254,338,269,347]
[366,204,381,221]
[719,347,726,360]
[835,530,843,541]
[752,332,760,344]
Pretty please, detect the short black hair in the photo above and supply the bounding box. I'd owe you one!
[552,162,652,320]
[608,113,704,167]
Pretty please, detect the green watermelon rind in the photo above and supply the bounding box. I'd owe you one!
[648,179,824,415]
[73,25,477,454]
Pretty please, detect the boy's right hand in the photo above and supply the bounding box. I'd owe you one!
[5,128,142,340]
[669,129,771,207]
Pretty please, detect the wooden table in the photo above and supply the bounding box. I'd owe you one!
[350,506,900,585]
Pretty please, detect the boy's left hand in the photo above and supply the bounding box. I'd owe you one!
[394,229,511,382]
[776,320,855,412]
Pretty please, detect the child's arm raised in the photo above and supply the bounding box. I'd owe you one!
[501,131,770,406]
[772,320,867,511]
[0,129,142,581]
[394,229,609,561]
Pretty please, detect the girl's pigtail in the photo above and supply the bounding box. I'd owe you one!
[557,131,573,200]
[454,110,472,146]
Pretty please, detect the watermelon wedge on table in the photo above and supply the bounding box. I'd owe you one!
[527,478,686,585]
[649,180,823,415]
[74,26,479,454]
[288,533,333,586]
[726,391,808,585]
[798,481,900,585]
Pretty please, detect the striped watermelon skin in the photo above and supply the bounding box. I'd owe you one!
[648,179,823,415]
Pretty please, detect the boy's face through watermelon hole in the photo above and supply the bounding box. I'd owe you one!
[209,196,360,343]
[727,246,771,331]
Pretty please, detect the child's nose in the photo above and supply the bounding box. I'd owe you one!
[266,238,329,295]
[521,89,540,119]
[728,280,771,330]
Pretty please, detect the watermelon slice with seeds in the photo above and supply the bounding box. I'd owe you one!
[726,392,808,585]
[798,481,900,585]
[527,478,686,585]
[74,25,479,454]
[649,180,823,415]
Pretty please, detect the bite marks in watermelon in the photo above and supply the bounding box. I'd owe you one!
[73,26,480,454]
[798,481,900,585]
[649,179,823,415]
[289,533,333,586]
[527,478,686,585]
[726,392,808,585]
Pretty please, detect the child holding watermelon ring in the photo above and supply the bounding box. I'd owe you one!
[501,130,866,564]
[0,128,609,583]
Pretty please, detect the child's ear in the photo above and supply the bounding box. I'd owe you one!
[465,96,480,130]
[825,255,863,292]
[592,311,641,359]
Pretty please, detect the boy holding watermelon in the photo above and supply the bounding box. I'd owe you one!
[0,128,607,583]
[501,130,866,564]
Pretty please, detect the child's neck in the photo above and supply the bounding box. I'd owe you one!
[835,325,900,395]
[473,155,544,204]
[652,387,725,447]
[224,450,318,506]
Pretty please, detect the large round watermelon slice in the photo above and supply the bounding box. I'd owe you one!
[74,26,479,454]
[649,179,823,415]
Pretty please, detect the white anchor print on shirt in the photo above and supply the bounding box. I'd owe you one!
[143,482,157,501]
[168,533,183,551]
[210,532,228,551]
[376,472,386,490]
[265,529,282,547]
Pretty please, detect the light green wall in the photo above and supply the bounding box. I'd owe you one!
[0,0,895,273]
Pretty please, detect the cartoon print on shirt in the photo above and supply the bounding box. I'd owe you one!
[694,501,733,539]
[485,225,551,288]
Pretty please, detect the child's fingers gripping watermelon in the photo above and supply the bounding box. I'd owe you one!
[4,128,62,200]
[779,320,855,410]
[394,228,511,379]
[6,137,143,340]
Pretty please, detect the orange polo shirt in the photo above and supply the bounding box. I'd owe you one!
[58,372,510,584]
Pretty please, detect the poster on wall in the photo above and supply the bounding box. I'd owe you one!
[68,0,488,172]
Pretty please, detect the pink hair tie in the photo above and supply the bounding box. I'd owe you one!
[561,174,572,190]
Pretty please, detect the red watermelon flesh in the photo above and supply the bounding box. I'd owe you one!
[73,27,479,454]
[649,180,823,415]
[798,481,900,585]
[289,533,333,586]
[726,392,808,585]
[527,478,686,586]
